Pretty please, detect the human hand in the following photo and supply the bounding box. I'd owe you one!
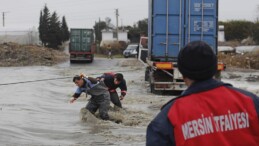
[80,73,86,78]
[70,97,77,103]
[119,95,124,100]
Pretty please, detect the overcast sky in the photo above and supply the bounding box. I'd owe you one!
[0,0,258,30]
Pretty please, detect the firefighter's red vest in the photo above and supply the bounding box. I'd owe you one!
[168,86,259,146]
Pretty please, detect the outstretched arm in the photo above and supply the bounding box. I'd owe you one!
[70,88,82,103]
[70,93,80,103]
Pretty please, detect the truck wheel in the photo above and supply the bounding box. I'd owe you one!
[88,55,94,63]
[150,84,155,93]
[145,67,150,81]
[150,84,161,94]
[149,76,156,94]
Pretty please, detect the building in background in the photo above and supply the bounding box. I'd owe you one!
[100,17,129,48]
[101,29,128,42]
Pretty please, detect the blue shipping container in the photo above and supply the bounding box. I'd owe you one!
[148,0,218,62]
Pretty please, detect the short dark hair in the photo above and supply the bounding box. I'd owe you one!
[114,73,123,82]
[73,75,81,82]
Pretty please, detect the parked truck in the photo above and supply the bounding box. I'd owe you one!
[145,0,224,93]
[69,28,95,63]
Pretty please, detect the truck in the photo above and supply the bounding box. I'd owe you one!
[69,28,95,63]
[145,0,224,93]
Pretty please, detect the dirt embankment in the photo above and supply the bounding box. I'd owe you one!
[218,50,259,70]
[0,43,68,67]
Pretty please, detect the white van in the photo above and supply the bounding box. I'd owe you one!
[123,44,138,58]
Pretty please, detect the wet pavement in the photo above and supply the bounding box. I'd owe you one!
[0,58,258,145]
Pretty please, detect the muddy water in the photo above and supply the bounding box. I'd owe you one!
[222,70,259,96]
[0,66,104,145]
[1,58,258,146]
[0,58,172,146]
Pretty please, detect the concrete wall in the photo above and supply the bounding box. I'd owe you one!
[102,32,114,41]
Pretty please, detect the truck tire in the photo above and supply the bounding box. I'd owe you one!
[150,83,155,93]
[145,67,150,81]
[150,83,160,94]
[70,60,75,64]
[149,76,157,94]
[87,55,94,63]
[89,57,93,63]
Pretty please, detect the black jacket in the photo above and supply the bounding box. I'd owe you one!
[99,74,127,97]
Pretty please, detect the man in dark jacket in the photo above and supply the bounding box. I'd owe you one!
[70,75,110,120]
[97,72,127,108]
[146,41,259,146]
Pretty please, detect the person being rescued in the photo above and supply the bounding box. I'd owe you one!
[70,74,110,120]
[97,72,127,108]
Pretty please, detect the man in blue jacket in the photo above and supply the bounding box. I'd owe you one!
[70,75,110,120]
[146,41,259,146]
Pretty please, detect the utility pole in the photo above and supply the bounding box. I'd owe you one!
[97,17,101,53]
[2,11,9,27]
[115,9,119,40]
[98,17,100,41]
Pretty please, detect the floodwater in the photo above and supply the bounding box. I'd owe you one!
[0,58,171,146]
[221,69,259,96]
[0,58,258,146]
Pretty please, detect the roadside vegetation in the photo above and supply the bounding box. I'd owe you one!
[38,5,70,49]
[219,20,259,45]
[218,50,259,70]
[0,43,68,67]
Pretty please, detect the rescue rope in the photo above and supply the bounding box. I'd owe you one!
[0,68,139,86]
[0,77,72,86]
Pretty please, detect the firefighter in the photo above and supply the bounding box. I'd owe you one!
[146,41,259,146]
[97,72,127,108]
[70,75,110,120]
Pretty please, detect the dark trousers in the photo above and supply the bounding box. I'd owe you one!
[86,94,110,120]
[110,92,122,108]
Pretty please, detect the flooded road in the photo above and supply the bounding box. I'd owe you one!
[0,58,258,146]
[0,58,171,146]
